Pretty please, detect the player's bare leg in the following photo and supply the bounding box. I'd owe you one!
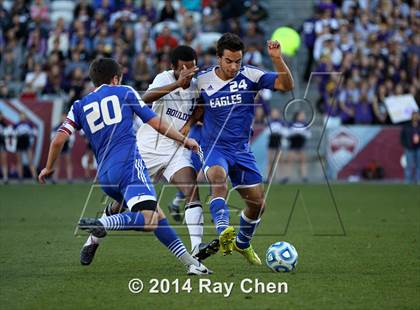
[27,149,36,180]
[206,166,235,255]
[1,150,8,183]
[232,184,265,265]
[16,152,23,180]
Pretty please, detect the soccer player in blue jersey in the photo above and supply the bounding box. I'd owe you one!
[183,33,294,265]
[38,58,212,275]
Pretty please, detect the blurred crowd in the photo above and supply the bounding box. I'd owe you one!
[0,0,272,182]
[302,0,419,125]
[0,0,270,111]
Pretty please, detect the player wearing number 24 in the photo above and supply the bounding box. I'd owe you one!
[38,58,212,275]
[182,33,294,265]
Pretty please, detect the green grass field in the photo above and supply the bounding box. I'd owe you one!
[1,183,419,309]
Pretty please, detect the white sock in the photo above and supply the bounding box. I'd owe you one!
[184,201,204,250]
[179,252,200,267]
[83,208,109,246]
[83,234,104,246]
[172,196,186,207]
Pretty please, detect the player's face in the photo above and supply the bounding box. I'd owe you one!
[173,60,196,78]
[218,49,242,79]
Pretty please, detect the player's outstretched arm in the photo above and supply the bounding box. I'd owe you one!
[38,131,68,184]
[267,40,294,92]
[142,65,198,104]
[147,116,199,152]
[180,104,204,136]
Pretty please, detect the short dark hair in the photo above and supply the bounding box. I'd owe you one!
[216,33,244,57]
[170,45,197,68]
[89,57,122,87]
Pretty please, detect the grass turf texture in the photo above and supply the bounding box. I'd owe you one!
[0,184,419,309]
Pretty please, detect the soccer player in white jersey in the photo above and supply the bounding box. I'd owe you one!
[183,33,294,264]
[137,46,219,260]
[39,58,211,275]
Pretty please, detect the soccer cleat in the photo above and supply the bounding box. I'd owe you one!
[233,241,262,265]
[219,226,236,256]
[168,202,182,223]
[80,243,99,266]
[78,218,107,238]
[192,239,220,261]
[187,262,213,275]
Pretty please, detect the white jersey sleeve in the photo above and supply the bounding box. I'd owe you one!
[148,71,173,91]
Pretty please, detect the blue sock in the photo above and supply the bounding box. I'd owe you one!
[172,191,186,207]
[154,218,187,258]
[176,191,185,199]
[209,197,230,235]
[236,211,261,249]
[98,212,144,230]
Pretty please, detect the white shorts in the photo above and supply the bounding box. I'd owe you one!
[138,145,193,182]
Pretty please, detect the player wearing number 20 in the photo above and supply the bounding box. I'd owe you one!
[184,33,294,265]
[38,58,211,275]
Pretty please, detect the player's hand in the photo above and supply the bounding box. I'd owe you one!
[183,137,200,153]
[38,168,54,184]
[176,65,199,89]
[267,40,282,59]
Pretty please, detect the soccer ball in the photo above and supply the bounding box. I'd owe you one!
[266,241,298,272]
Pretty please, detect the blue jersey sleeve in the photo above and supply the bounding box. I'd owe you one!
[124,86,157,123]
[242,66,277,91]
[257,72,277,90]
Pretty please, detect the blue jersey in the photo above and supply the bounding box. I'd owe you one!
[196,66,277,151]
[60,84,156,174]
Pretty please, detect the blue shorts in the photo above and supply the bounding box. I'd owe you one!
[189,124,203,173]
[202,146,262,188]
[98,156,156,211]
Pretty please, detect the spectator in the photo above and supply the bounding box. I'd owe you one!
[353,89,374,125]
[65,67,86,111]
[202,1,221,32]
[302,8,319,80]
[244,0,268,24]
[243,44,263,66]
[65,50,88,77]
[284,111,312,182]
[338,79,359,124]
[0,49,21,83]
[199,49,217,70]
[132,53,153,91]
[372,84,390,124]
[139,0,157,23]
[26,27,47,58]
[242,22,264,52]
[181,12,199,36]
[134,15,151,52]
[155,26,178,52]
[159,0,177,22]
[23,62,47,94]
[47,18,69,56]
[93,24,114,56]
[30,0,49,25]
[43,64,64,95]
[266,108,288,182]
[0,111,8,183]
[74,0,94,22]
[14,113,36,180]
[400,112,420,184]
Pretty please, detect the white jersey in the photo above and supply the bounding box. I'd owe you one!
[137,70,198,152]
